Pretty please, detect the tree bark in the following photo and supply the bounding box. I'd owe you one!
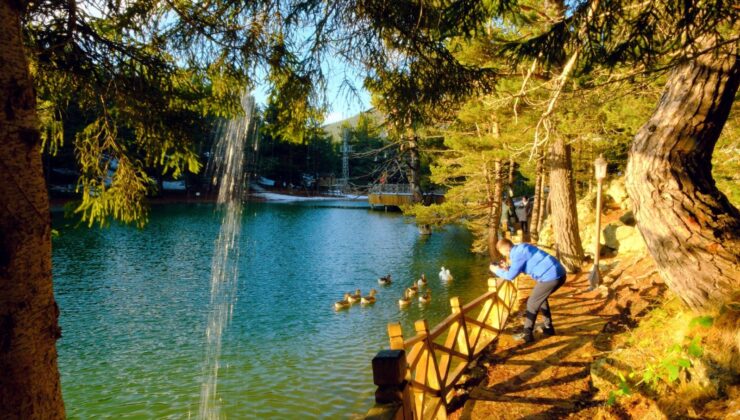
[507,156,515,196]
[549,137,584,272]
[529,156,545,241]
[0,1,66,418]
[537,167,548,233]
[485,159,504,261]
[626,41,740,311]
[407,135,423,203]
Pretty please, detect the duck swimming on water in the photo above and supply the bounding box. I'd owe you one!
[398,290,411,308]
[334,293,351,311]
[439,267,453,282]
[361,289,377,305]
[378,274,392,285]
[348,289,361,303]
[419,290,432,304]
[406,284,418,296]
[417,274,427,287]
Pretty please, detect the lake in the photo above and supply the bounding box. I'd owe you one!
[52,201,491,418]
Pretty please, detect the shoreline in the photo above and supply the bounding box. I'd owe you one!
[49,190,369,212]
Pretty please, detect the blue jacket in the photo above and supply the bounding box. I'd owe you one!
[494,243,566,282]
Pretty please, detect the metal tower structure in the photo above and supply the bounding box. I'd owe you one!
[341,128,351,190]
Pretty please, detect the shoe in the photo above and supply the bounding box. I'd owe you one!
[513,329,534,343]
[542,326,556,336]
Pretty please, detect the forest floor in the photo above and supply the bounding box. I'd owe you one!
[449,254,670,420]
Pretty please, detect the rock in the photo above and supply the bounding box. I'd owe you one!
[606,178,629,209]
[619,210,636,226]
[615,225,646,254]
[602,222,622,250]
[598,222,646,255]
[597,285,611,298]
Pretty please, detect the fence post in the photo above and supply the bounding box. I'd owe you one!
[388,323,405,350]
[367,349,413,420]
[488,278,499,293]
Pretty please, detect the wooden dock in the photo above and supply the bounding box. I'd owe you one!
[368,184,444,210]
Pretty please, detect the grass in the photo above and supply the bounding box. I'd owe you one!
[598,294,740,418]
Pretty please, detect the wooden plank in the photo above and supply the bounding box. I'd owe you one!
[388,323,405,350]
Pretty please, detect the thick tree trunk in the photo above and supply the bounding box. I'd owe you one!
[0,1,66,418]
[626,42,740,311]
[485,159,504,261]
[529,156,545,241]
[549,137,584,272]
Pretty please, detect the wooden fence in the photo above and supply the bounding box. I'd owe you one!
[367,278,519,420]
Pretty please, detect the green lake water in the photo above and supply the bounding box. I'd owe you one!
[52,201,491,419]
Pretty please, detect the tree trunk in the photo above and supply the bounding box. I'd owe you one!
[507,156,515,196]
[530,156,545,241]
[549,137,584,272]
[406,135,423,204]
[626,41,740,311]
[537,167,548,233]
[485,159,504,261]
[0,1,66,418]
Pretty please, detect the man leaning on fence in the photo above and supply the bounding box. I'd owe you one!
[490,239,567,343]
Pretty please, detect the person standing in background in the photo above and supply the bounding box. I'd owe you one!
[515,197,529,234]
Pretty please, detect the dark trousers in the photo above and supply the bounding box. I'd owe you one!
[524,275,566,331]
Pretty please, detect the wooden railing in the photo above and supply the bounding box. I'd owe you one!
[370,184,413,195]
[366,278,518,420]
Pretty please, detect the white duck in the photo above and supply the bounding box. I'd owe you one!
[439,267,453,282]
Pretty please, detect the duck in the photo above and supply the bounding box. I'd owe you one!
[398,290,411,308]
[406,284,418,296]
[419,290,432,304]
[347,289,361,303]
[334,293,351,311]
[417,274,427,287]
[378,274,392,285]
[361,289,377,306]
[439,267,453,282]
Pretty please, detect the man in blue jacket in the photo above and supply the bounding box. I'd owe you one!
[490,239,567,343]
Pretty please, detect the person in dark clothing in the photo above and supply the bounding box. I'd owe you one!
[490,239,567,343]
[504,197,517,235]
[522,196,533,233]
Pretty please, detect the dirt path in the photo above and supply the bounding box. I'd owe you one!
[456,271,619,419]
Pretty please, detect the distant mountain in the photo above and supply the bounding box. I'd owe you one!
[322,108,385,142]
